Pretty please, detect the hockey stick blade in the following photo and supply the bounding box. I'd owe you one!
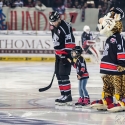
[39,72,55,92]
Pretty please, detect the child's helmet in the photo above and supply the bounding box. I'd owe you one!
[71,46,83,58]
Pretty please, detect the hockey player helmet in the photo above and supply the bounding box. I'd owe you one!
[49,11,60,24]
[83,25,90,34]
[71,46,83,58]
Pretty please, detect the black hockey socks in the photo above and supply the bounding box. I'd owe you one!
[58,80,65,95]
[60,75,71,96]
[56,75,65,96]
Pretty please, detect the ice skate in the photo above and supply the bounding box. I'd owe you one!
[58,95,73,106]
[55,95,65,105]
[82,97,90,106]
[75,97,84,108]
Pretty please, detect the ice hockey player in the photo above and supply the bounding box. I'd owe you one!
[67,46,90,107]
[49,11,76,105]
[81,25,93,53]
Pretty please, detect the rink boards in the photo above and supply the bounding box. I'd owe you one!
[0,56,91,62]
[0,31,124,62]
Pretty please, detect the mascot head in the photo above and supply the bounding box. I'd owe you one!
[98,7,124,37]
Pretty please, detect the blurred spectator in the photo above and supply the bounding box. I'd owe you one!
[87,0,95,8]
[81,2,88,22]
[25,0,35,7]
[52,0,65,14]
[98,0,104,7]
[0,0,3,10]
[53,5,65,14]
[79,0,86,7]
[65,0,73,8]
[94,0,99,8]
[91,3,95,8]
[41,0,53,7]
[3,0,16,8]
[52,0,64,8]
[14,0,23,7]
[3,0,11,6]
[98,5,103,19]
[103,0,108,4]
[97,4,107,22]
[0,0,3,9]
[72,0,81,9]
[105,0,114,13]
[35,0,46,11]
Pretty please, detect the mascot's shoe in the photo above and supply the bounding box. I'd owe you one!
[107,95,125,112]
[107,102,125,112]
[90,96,113,110]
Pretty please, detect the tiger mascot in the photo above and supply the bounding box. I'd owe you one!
[90,7,125,112]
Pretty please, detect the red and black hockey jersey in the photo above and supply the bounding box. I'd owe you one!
[51,20,75,55]
[71,56,89,79]
[81,31,93,45]
[100,32,125,75]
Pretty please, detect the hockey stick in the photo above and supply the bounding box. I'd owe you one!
[39,71,55,92]
[39,16,74,92]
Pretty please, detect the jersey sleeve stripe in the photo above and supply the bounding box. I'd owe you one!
[55,50,68,55]
[65,43,75,49]
[117,53,125,60]
[100,63,117,70]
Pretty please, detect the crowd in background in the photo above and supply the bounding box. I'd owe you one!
[0,0,124,17]
[0,0,124,30]
[0,0,47,10]
[0,0,124,9]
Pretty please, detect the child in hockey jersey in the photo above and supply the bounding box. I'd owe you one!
[68,46,90,107]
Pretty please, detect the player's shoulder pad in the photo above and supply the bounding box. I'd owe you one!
[60,20,71,34]
[61,20,69,26]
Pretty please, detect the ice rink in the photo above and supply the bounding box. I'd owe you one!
[0,62,124,125]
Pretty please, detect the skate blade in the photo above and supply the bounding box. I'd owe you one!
[55,105,73,110]
[55,102,59,105]
[82,104,91,108]
[75,105,82,108]
[66,101,72,106]
[58,102,66,106]
[57,101,72,106]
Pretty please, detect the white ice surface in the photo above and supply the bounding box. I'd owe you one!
[0,62,123,125]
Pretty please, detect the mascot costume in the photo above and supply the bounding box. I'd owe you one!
[90,7,125,112]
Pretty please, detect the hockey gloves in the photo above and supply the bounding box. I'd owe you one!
[60,54,72,65]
